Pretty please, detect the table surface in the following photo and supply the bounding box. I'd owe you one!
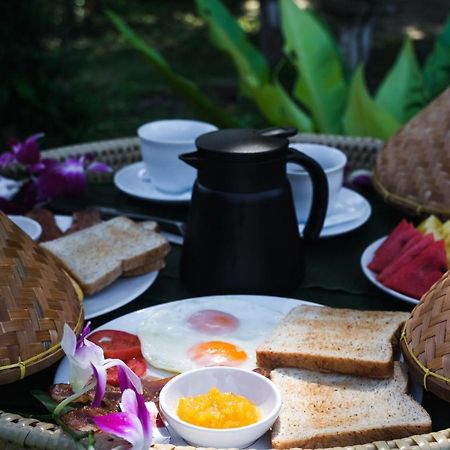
[1,182,448,431]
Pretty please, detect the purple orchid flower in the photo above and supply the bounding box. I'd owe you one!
[61,323,143,399]
[94,388,152,450]
[0,133,45,168]
[12,133,45,165]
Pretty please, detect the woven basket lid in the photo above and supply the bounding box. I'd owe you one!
[373,87,450,218]
[0,212,83,384]
[401,270,450,402]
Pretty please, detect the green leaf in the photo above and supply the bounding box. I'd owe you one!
[423,14,450,100]
[343,67,401,139]
[196,0,269,94]
[375,38,426,122]
[106,10,238,128]
[280,0,348,134]
[196,0,312,131]
[31,390,72,415]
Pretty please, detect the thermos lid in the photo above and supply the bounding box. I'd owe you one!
[195,128,296,162]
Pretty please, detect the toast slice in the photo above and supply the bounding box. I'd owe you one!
[256,305,409,378]
[270,363,431,449]
[40,217,170,295]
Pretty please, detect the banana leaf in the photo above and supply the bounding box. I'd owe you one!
[280,0,348,134]
[375,39,426,123]
[196,0,313,131]
[106,10,237,128]
[343,67,401,139]
[423,14,450,100]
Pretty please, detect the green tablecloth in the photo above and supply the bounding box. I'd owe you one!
[1,183,448,431]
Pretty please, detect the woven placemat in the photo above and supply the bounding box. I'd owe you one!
[0,410,449,450]
[374,87,450,219]
[0,133,382,184]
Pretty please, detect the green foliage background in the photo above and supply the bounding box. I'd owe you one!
[0,0,448,148]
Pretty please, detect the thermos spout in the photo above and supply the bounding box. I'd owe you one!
[179,151,202,169]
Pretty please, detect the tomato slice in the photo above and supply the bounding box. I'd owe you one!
[106,357,148,386]
[88,330,142,360]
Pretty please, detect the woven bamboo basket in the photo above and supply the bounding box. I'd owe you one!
[401,270,450,402]
[373,87,450,219]
[0,212,84,384]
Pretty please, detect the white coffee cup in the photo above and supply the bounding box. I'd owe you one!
[138,119,218,193]
[287,143,347,223]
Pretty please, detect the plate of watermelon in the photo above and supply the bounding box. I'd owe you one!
[361,219,448,304]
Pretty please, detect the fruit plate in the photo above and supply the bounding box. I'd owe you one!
[361,237,419,305]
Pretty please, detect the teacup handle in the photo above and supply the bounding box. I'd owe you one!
[287,148,328,240]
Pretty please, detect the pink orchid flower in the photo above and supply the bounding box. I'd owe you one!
[61,323,142,400]
[94,388,152,450]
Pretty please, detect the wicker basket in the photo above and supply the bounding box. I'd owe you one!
[373,87,450,219]
[401,270,450,402]
[0,212,83,384]
[0,133,383,185]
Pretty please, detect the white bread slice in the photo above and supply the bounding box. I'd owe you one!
[256,305,409,378]
[270,363,431,449]
[40,217,170,295]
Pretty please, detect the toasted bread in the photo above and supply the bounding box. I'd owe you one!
[270,363,431,449]
[256,305,409,378]
[40,217,170,295]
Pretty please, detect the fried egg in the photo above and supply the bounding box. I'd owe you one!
[137,298,284,373]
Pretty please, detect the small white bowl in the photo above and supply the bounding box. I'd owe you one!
[159,366,282,448]
[8,215,42,241]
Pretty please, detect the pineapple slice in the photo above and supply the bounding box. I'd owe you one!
[417,215,444,240]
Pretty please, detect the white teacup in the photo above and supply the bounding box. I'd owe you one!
[138,119,218,194]
[287,143,347,223]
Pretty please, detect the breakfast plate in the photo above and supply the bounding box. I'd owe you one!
[55,295,319,448]
[54,295,422,449]
[55,215,159,319]
[360,237,418,305]
[299,188,372,238]
[114,162,192,202]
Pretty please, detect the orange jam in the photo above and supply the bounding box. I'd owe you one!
[177,386,260,428]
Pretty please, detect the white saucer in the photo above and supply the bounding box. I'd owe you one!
[114,162,191,202]
[299,188,371,238]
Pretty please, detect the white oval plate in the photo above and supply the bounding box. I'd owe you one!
[54,216,159,319]
[360,237,419,305]
[8,215,42,241]
[55,295,319,449]
[114,162,191,203]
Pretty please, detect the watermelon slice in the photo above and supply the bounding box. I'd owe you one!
[377,234,434,282]
[382,240,448,299]
[368,220,420,273]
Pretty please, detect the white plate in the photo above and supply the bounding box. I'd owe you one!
[114,162,191,202]
[54,216,159,319]
[360,237,418,305]
[299,188,371,238]
[55,295,318,448]
[8,215,42,241]
[54,294,421,448]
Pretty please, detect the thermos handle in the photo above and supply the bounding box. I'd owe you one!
[287,148,328,241]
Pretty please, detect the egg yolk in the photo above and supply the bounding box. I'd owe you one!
[187,310,239,335]
[177,387,260,428]
[188,341,247,366]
